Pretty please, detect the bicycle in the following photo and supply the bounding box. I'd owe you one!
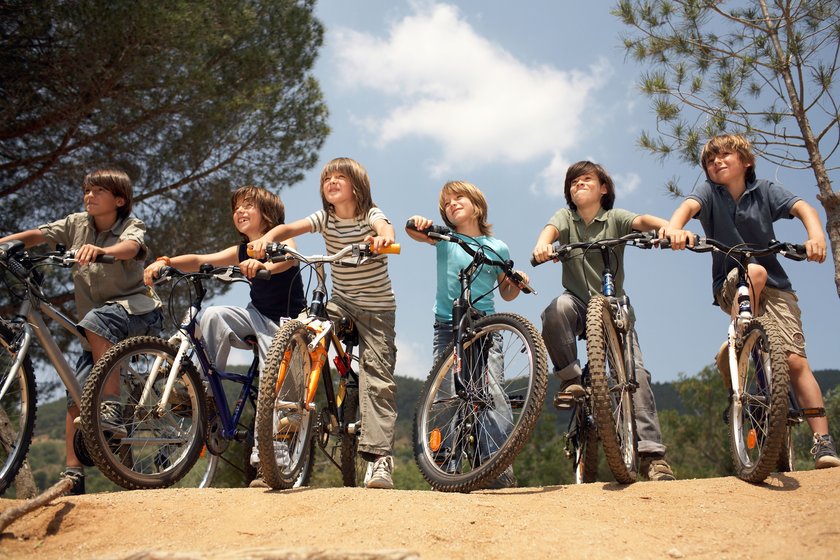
[78,263,312,489]
[660,235,808,483]
[254,241,399,490]
[0,240,115,495]
[407,221,548,493]
[532,231,661,484]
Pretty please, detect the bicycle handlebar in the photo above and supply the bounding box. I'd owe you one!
[406,219,535,295]
[260,241,401,265]
[658,236,807,262]
[154,264,270,285]
[530,231,657,267]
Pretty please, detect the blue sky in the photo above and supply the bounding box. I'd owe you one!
[223,1,838,381]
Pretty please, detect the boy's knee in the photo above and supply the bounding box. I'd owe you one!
[746,263,767,288]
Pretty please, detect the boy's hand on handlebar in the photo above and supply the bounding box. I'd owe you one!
[239,258,267,279]
[247,237,271,260]
[143,260,166,286]
[364,233,394,253]
[74,244,106,266]
[660,227,696,250]
[407,215,433,232]
[804,236,827,263]
[531,243,556,264]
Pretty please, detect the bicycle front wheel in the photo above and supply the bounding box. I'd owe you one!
[0,320,37,496]
[586,295,638,484]
[730,316,789,483]
[256,321,315,490]
[413,313,547,493]
[80,336,207,490]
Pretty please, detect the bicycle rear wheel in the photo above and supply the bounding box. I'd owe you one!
[340,385,368,487]
[80,336,207,490]
[586,295,638,484]
[413,313,547,493]
[0,320,37,496]
[256,320,315,490]
[730,316,789,483]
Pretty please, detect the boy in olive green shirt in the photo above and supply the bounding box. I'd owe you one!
[532,160,675,481]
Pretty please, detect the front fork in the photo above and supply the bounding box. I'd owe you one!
[0,321,33,401]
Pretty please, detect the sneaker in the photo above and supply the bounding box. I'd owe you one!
[811,434,840,469]
[480,465,517,490]
[365,455,395,489]
[249,469,270,489]
[276,411,301,435]
[99,401,128,438]
[60,470,86,495]
[640,454,676,481]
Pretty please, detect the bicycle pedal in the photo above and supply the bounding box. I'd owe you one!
[553,392,575,410]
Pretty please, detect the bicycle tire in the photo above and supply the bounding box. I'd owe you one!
[413,312,547,493]
[729,316,789,483]
[340,386,368,487]
[776,422,796,473]
[586,295,638,484]
[573,413,599,484]
[0,320,37,496]
[80,336,207,490]
[256,320,316,490]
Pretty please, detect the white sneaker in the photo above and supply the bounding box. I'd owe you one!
[365,455,394,489]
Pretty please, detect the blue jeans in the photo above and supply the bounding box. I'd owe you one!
[433,320,513,463]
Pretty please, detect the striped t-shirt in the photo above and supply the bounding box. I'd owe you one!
[306,207,396,311]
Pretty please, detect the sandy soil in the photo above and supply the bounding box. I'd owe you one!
[2,468,838,559]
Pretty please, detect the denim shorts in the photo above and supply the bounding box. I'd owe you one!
[68,303,163,409]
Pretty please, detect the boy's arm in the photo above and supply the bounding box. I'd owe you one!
[144,246,240,286]
[0,229,48,248]
[405,215,437,245]
[75,239,141,265]
[631,214,668,233]
[531,225,559,264]
[790,200,827,263]
[249,218,312,259]
[366,217,396,252]
[662,199,702,250]
[498,270,529,301]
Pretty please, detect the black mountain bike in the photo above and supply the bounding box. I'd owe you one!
[532,232,659,484]
[408,221,548,493]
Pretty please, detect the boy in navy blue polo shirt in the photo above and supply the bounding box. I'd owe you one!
[664,133,839,468]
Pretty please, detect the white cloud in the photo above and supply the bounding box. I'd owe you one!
[330,2,610,178]
[613,171,641,198]
[395,336,430,380]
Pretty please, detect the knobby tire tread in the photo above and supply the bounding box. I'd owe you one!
[80,336,207,490]
[413,312,547,493]
[0,321,37,495]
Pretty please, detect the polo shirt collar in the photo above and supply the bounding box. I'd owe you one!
[86,213,129,235]
[571,207,609,223]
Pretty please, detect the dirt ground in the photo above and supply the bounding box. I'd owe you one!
[1,468,838,559]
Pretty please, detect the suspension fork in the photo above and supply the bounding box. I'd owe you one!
[0,318,33,401]
[148,334,193,416]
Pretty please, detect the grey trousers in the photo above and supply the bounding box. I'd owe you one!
[327,296,397,457]
[198,303,281,371]
[540,292,666,455]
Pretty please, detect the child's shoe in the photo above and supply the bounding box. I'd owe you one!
[99,400,128,438]
[365,455,394,489]
[640,454,676,481]
[480,465,517,489]
[811,434,840,469]
[61,469,86,495]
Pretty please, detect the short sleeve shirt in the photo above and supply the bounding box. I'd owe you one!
[306,207,396,311]
[546,207,637,304]
[433,234,510,322]
[38,212,161,320]
[687,179,800,297]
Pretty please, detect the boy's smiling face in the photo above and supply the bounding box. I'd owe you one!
[232,198,265,240]
[442,192,478,230]
[705,150,751,188]
[569,172,607,209]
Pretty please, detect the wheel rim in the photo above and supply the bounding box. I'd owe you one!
[732,329,774,469]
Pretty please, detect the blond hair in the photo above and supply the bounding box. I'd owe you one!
[438,181,492,236]
[700,134,757,183]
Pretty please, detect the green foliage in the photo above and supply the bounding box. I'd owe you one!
[612,0,840,174]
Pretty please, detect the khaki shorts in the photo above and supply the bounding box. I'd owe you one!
[715,268,806,357]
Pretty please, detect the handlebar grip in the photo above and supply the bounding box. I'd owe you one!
[658,238,672,249]
[254,269,272,280]
[95,255,116,264]
[530,256,542,267]
[406,219,418,231]
[375,243,401,255]
[405,219,451,237]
